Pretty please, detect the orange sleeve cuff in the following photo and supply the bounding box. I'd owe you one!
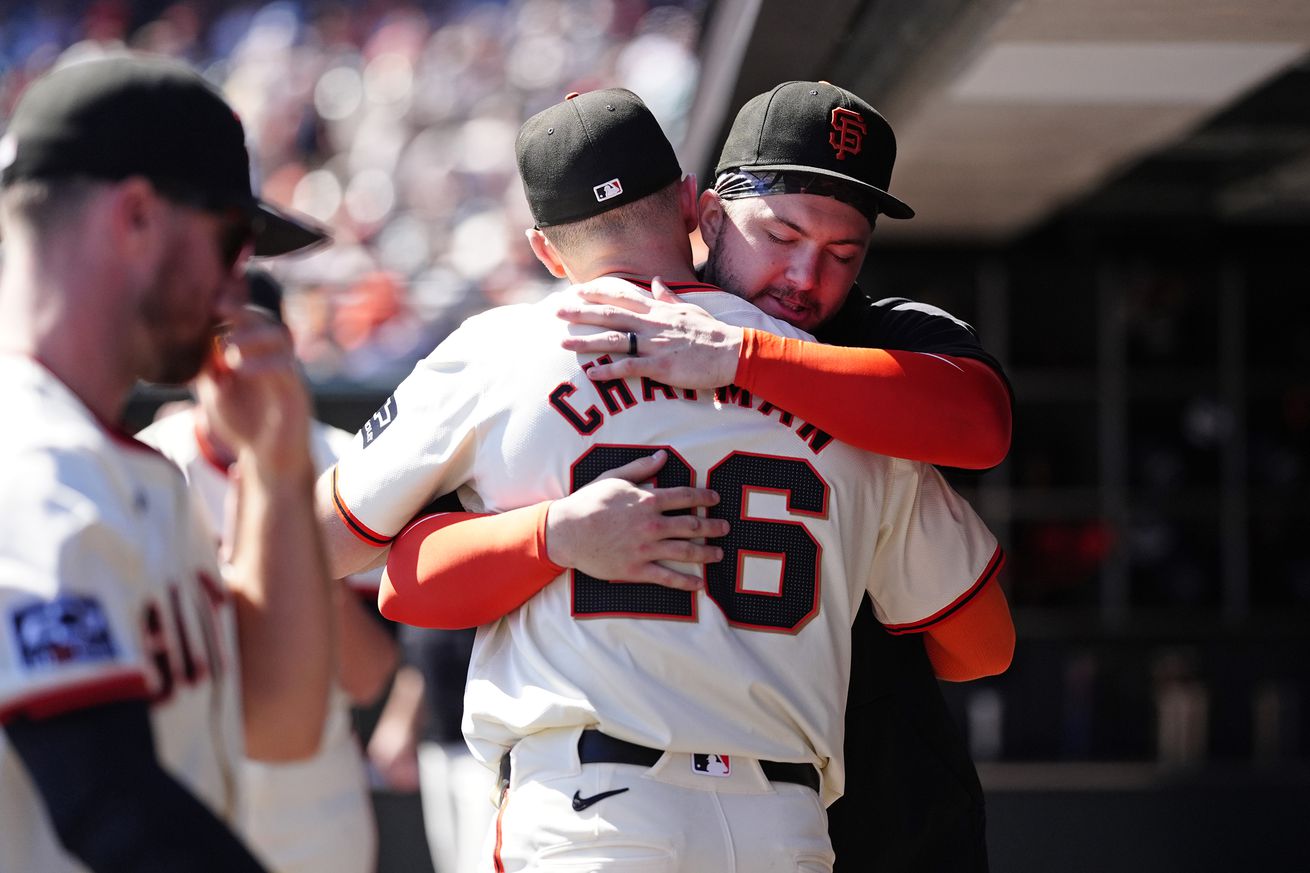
[735,328,1011,469]
[921,577,1015,681]
[379,501,564,629]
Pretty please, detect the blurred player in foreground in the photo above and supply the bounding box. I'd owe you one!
[0,55,329,872]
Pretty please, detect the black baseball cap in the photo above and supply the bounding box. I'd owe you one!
[516,88,682,227]
[0,55,329,256]
[715,80,913,220]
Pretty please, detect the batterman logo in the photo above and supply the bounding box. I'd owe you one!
[692,753,731,777]
[594,178,623,202]
[828,108,866,160]
[361,395,398,448]
[12,595,117,670]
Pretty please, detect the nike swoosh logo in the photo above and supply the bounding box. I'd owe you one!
[571,787,630,811]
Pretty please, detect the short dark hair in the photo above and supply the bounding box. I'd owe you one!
[541,182,682,259]
[0,177,104,235]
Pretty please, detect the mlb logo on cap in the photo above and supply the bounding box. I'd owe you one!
[594,178,623,202]
[515,88,681,227]
[692,753,731,777]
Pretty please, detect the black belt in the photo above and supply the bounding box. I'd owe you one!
[498,731,820,794]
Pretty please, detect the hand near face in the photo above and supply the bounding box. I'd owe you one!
[558,277,745,389]
[198,305,313,480]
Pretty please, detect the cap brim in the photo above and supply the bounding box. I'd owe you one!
[735,163,915,220]
[251,201,331,257]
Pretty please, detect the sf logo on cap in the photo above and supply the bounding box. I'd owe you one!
[829,108,866,160]
[594,178,623,202]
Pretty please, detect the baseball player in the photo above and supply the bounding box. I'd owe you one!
[380,82,1012,872]
[0,56,329,872]
[322,89,1011,871]
[137,267,395,873]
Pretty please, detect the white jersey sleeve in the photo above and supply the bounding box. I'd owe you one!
[314,423,384,592]
[329,310,509,544]
[866,459,1003,633]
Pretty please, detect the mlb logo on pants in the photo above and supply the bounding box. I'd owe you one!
[692,753,731,777]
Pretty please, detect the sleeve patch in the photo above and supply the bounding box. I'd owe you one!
[11,595,118,670]
[360,395,398,448]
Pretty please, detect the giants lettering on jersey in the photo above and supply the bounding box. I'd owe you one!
[548,356,833,454]
[142,576,224,703]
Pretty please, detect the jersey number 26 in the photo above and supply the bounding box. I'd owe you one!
[570,444,828,634]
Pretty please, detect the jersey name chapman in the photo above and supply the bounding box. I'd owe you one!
[548,355,833,454]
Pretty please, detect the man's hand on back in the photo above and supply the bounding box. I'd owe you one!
[546,450,727,591]
[200,305,313,481]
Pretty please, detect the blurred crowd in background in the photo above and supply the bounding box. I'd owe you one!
[0,0,703,388]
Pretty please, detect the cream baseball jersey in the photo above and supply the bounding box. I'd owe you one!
[0,356,241,871]
[331,280,1002,806]
[137,408,376,873]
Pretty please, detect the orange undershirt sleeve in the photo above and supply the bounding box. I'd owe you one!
[735,329,1012,469]
[379,501,564,629]
[921,577,1015,681]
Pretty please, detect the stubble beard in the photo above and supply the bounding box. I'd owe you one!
[701,221,751,305]
[701,220,824,331]
[703,245,817,331]
[137,263,219,386]
[149,331,213,385]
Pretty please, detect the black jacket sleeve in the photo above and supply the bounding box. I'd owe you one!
[817,289,1010,389]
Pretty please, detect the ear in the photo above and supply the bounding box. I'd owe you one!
[697,189,726,252]
[678,174,699,235]
[526,227,567,279]
[108,177,167,282]
[111,177,159,247]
